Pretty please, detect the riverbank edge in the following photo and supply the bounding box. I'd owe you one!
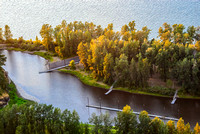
[59,69,200,99]
[0,79,32,109]
[0,46,54,62]
[1,48,200,99]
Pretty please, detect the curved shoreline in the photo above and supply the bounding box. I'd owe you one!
[59,69,200,100]
[1,48,200,100]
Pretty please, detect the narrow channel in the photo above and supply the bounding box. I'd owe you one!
[2,50,200,127]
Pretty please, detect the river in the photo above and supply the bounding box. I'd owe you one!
[0,0,199,40]
[1,50,200,126]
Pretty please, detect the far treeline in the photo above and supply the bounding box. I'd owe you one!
[0,21,200,96]
[1,103,200,134]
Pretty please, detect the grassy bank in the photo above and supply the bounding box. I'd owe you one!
[59,69,200,99]
[59,69,170,97]
[0,82,29,110]
[2,47,55,62]
[7,82,28,106]
[5,47,26,52]
[33,51,54,62]
[59,69,110,89]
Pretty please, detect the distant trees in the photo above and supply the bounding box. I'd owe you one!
[4,25,13,43]
[40,21,104,58]
[40,24,54,51]
[0,28,3,43]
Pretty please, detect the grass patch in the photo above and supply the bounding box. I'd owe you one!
[33,51,53,62]
[6,47,26,52]
[59,69,110,89]
[7,82,28,106]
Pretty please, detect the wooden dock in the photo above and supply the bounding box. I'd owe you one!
[86,105,179,121]
[39,62,79,73]
[39,56,80,73]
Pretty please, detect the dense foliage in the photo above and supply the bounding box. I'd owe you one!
[76,22,200,95]
[1,21,200,95]
[0,104,200,134]
[0,51,7,94]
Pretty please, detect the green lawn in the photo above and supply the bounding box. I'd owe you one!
[33,51,53,62]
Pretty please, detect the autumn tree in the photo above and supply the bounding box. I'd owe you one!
[176,117,191,134]
[115,105,138,134]
[149,117,168,134]
[0,28,3,43]
[69,60,76,70]
[166,120,176,134]
[158,23,172,42]
[4,25,13,42]
[40,24,54,51]
[194,123,200,134]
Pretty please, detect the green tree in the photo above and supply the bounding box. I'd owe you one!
[114,54,129,86]
[149,117,168,134]
[89,112,112,134]
[103,53,114,84]
[173,58,200,94]
[61,109,80,134]
[137,111,151,134]
[129,58,138,87]
[0,28,3,42]
[115,105,138,134]
[40,24,54,51]
[156,48,170,81]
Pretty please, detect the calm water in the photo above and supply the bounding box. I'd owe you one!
[2,50,200,126]
[0,0,199,40]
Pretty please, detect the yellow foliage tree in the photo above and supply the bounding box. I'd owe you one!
[122,105,131,113]
[194,123,200,134]
[167,120,176,134]
[195,41,200,52]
